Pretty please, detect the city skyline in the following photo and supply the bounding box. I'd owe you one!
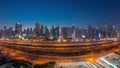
[0,0,120,28]
[0,22,119,29]
[1,0,120,68]
[0,22,120,41]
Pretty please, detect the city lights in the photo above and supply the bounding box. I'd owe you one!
[0,0,120,68]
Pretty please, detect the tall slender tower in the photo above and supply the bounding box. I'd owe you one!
[15,23,22,37]
[35,22,40,36]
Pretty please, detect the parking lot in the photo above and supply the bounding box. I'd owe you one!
[96,53,120,68]
[55,62,97,68]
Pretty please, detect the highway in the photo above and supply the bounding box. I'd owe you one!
[0,40,119,56]
[0,40,120,67]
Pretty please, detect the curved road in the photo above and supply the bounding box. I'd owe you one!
[0,40,120,65]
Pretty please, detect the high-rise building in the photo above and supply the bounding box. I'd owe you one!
[15,23,22,37]
[35,22,40,36]
[29,28,33,36]
[104,24,109,38]
[61,27,72,40]
[88,25,93,40]
[54,26,59,40]
[93,27,99,40]
[40,25,44,36]
[0,28,2,38]
[33,28,36,36]
[26,28,29,37]
[97,26,102,39]
[23,28,27,35]
[79,28,86,41]
[8,27,13,38]
[44,25,49,40]
[0,29,3,38]
[3,25,7,39]
[72,28,79,41]
[50,26,55,40]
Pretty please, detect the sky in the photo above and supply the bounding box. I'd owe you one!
[0,0,120,28]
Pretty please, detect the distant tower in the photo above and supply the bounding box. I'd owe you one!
[3,25,7,39]
[15,23,22,37]
[54,26,59,39]
[44,25,49,39]
[72,28,79,41]
[88,25,93,40]
[40,25,44,36]
[35,22,40,36]
[29,28,33,36]
[8,27,13,38]
[27,28,30,37]
[50,26,55,40]
[0,28,1,38]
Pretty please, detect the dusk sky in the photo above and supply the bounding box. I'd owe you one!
[0,0,120,28]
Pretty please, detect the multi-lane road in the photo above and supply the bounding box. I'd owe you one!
[0,40,120,66]
[0,40,119,56]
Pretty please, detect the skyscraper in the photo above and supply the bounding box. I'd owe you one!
[40,25,44,36]
[29,28,33,36]
[15,23,22,37]
[26,28,30,37]
[88,25,93,40]
[8,27,13,38]
[35,22,40,36]
[61,27,72,40]
[50,26,55,40]
[44,25,49,40]
[54,26,59,40]
[0,28,2,38]
[3,25,7,39]
[72,28,79,41]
